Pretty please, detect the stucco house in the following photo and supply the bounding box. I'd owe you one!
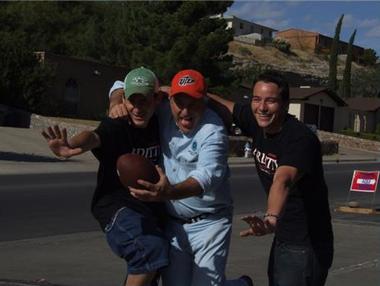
[36,52,126,119]
[345,97,380,133]
[288,87,347,132]
[276,28,365,61]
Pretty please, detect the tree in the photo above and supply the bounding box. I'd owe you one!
[341,29,356,98]
[351,66,380,98]
[359,48,378,66]
[1,1,233,87]
[0,33,56,114]
[328,14,344,92]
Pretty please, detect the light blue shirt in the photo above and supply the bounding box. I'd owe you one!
[109,81,233,218]
[158,101,233,219]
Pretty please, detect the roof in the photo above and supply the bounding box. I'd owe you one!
[290,87,347,106]
[224,15,277,32]
[276,28,365,50]
[345,97,380,112]
[276,28,319,36]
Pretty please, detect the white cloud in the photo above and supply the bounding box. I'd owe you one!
[227,1,288,29]
[366,26,380,38]
[357,18,380,28]
[342,14,355,28]
[258,19,290,30]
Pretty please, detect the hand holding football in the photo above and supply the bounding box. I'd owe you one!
[116,153,159,189]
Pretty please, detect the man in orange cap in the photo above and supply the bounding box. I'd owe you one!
[108,69,253,286]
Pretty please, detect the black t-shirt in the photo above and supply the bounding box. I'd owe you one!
[233,104,333,249]
[91,116,164,230]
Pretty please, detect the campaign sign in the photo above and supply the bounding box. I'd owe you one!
[350,170,379,193]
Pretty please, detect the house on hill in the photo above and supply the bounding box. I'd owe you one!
[275,28,365,61]
[345,97,380,133]
[214,14,277,42]
[36,52,126,119]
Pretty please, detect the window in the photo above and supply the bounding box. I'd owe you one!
[63,78,79,116]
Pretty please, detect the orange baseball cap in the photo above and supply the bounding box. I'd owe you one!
[170,69,206,99]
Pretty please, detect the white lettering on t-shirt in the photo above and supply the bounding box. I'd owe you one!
[132,145,160,160]
[252,148,278,175]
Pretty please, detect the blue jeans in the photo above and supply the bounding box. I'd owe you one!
[105,207,169,275]
[162,212,246,286]
[268,239,331,286]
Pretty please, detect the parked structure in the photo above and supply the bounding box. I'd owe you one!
[276,28,365,60]
[345,97,380,133]
[36,52,126,119]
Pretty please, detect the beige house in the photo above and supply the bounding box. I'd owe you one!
[36,52,126,119]
[345,97,380,133]
[288,87,347,132]
[276,28,365,61]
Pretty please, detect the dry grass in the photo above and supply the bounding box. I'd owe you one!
[229,41,369,79]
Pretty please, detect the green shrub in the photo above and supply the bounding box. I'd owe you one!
[375,123,380,135]
[358,48,378,66]
[238,46,252,56]
[340,129,380,141]
[272,38,291,53]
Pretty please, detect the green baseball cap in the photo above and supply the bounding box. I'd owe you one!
[124,67,159,99]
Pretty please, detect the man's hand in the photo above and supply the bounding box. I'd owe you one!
[109,102,129,119]
[159,85,170,96]
[240,214,275,237]
[41,125,83,159]
[109,88,129,119]
[129,166,174,202]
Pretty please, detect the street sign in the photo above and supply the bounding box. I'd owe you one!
[350,170,380,193]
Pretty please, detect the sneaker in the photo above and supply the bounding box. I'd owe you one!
[239,275,254,286]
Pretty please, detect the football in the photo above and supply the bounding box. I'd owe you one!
[116,153,159,189]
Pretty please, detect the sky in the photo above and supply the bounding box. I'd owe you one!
[226,1,380,54]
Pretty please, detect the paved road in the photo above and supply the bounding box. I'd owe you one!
[2,163,379,242]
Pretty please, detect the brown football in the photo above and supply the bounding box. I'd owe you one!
[116,153,159,189]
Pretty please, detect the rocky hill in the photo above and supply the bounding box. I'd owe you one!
[228,41,368,82]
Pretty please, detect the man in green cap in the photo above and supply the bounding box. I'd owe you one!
[42,67,168,286]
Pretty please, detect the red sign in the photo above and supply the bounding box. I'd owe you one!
[350,170,379,193]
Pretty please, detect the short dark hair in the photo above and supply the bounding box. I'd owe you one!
[253,71,289,102]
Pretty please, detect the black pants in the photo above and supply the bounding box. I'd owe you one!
[268,239,332,286]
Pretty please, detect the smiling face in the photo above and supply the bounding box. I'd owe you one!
[169,93,205,134]
[251,81,288,134]
[124,93,157,128]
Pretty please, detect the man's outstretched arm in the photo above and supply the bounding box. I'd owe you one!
[207,93,235,130]
[42,125,100,159]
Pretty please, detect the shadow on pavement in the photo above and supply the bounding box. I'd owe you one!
[0,151,64,163]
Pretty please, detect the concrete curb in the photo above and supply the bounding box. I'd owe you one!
[0,280,67,286]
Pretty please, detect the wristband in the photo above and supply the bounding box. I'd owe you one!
[264,213,279,219]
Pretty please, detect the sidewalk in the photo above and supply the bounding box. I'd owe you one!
[1,126,379,175]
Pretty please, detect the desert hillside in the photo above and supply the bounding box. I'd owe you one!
[228,41,368,80]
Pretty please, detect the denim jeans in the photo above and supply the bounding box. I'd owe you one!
[105,207,169,275]
[268,239,331,286]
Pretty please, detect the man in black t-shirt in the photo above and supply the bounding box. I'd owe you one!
[42,67,168,286]
[208,72,333,286]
